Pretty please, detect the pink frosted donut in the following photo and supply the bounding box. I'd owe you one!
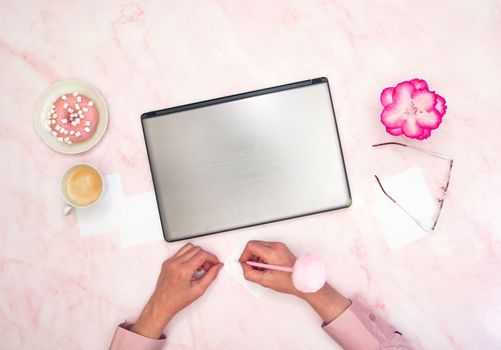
[45,92,99,144]
[292,253,327,293]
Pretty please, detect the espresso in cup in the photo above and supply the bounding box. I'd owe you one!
[63,164,103,207]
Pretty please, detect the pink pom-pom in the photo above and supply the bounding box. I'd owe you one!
[292,253,327,293]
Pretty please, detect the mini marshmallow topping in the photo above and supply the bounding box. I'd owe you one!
[46,92,99,144]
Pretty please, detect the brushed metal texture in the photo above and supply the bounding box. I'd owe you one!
[143,82,350,241]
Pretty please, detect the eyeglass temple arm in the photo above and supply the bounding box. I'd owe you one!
[373,142,453,232]
[431,159,454,230]
[374,175,433,232]
[374,175,397,203]
[372,142,453,161]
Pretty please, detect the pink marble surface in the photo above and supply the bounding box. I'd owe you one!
[1,1,501,349]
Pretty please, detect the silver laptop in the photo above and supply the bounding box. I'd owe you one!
[142,77,351,241]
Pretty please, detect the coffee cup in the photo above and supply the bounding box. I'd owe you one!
[61,164,103,215]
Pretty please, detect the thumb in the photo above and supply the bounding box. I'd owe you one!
[241,262,265,285]
[194,263,223,292]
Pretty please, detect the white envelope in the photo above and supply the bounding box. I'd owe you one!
[118,191,164,248]
[373,167,437,250]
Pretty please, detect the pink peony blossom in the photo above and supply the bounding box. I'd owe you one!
[380,79,446,140]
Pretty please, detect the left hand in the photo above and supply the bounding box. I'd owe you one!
[131,243,223,339]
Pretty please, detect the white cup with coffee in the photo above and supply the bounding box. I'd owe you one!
[61,164,104,215]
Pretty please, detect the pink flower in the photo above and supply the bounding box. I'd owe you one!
[380,79,446,140]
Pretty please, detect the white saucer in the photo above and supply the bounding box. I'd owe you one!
[34,79,109,154]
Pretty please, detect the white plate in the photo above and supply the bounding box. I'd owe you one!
[34,79,109,154]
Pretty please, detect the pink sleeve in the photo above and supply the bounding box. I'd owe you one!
[109,322,166,350]
[322,297,414,350]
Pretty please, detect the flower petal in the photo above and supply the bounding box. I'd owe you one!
[411,89,437,112]
[381,106,406,128]
[392,81,415,105]
[381,82,415,128]
[420,129,432,139]
[409,78,428,90]
[386,127,403,136]
[402,120,423,138]
[380,87,394,107]
[415,129,432,140]
[416,109,442,129]
[435,94,447,116]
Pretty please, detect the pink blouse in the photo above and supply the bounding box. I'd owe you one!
[109,297,413,349]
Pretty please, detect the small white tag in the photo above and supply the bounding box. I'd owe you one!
[224,233,267,298]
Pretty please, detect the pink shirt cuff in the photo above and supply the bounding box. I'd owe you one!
[109,322,166,350]
[322,297,413,350]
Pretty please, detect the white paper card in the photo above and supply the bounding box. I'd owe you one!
[224,234,267,298]
[373,167,437,250]
[77,174,124,236]
[118,191,164,247]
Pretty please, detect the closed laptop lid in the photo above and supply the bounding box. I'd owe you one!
[142,78,351,241]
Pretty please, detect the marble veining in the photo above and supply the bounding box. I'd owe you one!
[1,1,501,349]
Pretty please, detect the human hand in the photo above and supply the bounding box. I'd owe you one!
[239,240,300,296]
[132,243,223,339]
[239,240,351,323]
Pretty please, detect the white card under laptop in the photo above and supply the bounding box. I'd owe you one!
[142,78,351,241]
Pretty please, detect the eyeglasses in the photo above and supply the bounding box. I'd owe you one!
[372,142,453,232]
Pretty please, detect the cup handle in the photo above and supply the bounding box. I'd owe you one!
[63,205,73,216]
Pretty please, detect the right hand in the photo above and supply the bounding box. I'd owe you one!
[239,240,301,296]
[239,240,351,323]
